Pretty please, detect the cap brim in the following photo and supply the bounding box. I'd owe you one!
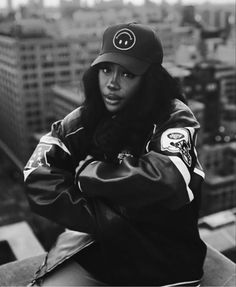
[91,52,150,76]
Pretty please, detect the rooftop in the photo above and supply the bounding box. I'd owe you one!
[199,209,236,254]
[0,217,235,286]
[0,222,44,261]
[0,242,235,286]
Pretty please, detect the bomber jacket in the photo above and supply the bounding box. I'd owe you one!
[24,99,207,286]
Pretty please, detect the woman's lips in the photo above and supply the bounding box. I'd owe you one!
[104,94,121,105]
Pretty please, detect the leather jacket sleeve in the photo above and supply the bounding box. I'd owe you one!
[23,109,96,234]
[78,101,205,211]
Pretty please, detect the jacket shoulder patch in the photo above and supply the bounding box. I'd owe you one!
[161,128,192,167]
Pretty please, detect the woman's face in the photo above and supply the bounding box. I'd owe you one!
[98,62,142,114]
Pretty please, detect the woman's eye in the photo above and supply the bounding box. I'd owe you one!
[122,72,135,79]
[100,66,111,74]
[101,68,108,74]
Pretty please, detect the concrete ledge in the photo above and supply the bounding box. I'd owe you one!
[0,253,46,286]
[0,222,44,260]
[201,244,236,286]
[0,245,235,286]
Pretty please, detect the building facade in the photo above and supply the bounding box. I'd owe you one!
[199,143,236,215]
[0,19,99,163]
[52,83,84,121]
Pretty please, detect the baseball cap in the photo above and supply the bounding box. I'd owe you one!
[91,22,163,75]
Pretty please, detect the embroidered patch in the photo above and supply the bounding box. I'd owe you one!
[25,144,52,169]
[117,149,134,164]
[161,128,192,167]
[113,28,136,50]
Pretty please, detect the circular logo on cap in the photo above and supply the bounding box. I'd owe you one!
[113,28,136,51]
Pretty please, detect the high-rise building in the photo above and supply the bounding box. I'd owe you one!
[182,61,235,143]
[7,0,13,11]
[181,5,196,26]
[200,7,232,30]
[214,63,236,106]
[0,19,99,164]
[199,142,236,215]
[188,100,205,147]
[183,63,221,142]
[221,105,236,140]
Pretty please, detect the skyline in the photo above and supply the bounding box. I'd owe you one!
[0,0,235,9]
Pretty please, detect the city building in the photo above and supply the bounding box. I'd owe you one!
[182,60,236,143]
[183,63,221,142]
[214,62,236,106]
[174,26,202,66]
[181,5,197,26]
[199,5,232,30]
[199,142,236,215]
[201,174,236,216]
[0,19,99,164]
[60,0,82,18]
[221,105,236,140]
[153,23,175,62]
[188,99,205,148]
[52,83,84,120]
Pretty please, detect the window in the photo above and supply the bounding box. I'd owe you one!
[42,62,54,68]
[41,44,53,49]
[60,70,70,76]
[57,61,69,66]
[43,81,55,87]
[43,72,55,78]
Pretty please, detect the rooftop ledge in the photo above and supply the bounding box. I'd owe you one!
[0,244,235,286]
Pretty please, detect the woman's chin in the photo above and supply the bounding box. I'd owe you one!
[104,102,122,114]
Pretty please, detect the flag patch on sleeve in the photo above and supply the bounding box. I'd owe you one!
[161,128,192,167]
[25,144,52,169]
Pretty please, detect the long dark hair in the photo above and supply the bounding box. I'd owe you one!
[81,63,185,131]
[80,63,186,160]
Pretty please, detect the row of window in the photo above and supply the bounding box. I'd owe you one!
[21,69,83,82]
[25,110,41,117]
[20,43,70,51]
[19,52,72,62]
[25,101,40,108]
[0,59,17,68]
[21,61,76,70]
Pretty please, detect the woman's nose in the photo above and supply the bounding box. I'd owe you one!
[107,73,120,90]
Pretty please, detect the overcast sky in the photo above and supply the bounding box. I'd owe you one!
[0,0,234,9]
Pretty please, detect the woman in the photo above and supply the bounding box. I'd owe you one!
[24,23,206,286]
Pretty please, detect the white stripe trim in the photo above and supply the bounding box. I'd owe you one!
[194,167,205,178]
[40,134,71,155]
[186,126,195,138]
[145,124,157,153]
[161,279,201,287]
[23,168,37,181]
[65,127,84,138]
[77,161,98,192]
[146,140,151,153]
[194,147,204,170]
[153,123,157,134]
[169,155,194,202]
[89,160,99,165]
[78,179,83,192]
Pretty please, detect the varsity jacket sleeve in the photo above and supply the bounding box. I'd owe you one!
[23,108,96,234]
[78,100,205,210]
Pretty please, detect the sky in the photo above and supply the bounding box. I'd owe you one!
[0,0,234,9]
